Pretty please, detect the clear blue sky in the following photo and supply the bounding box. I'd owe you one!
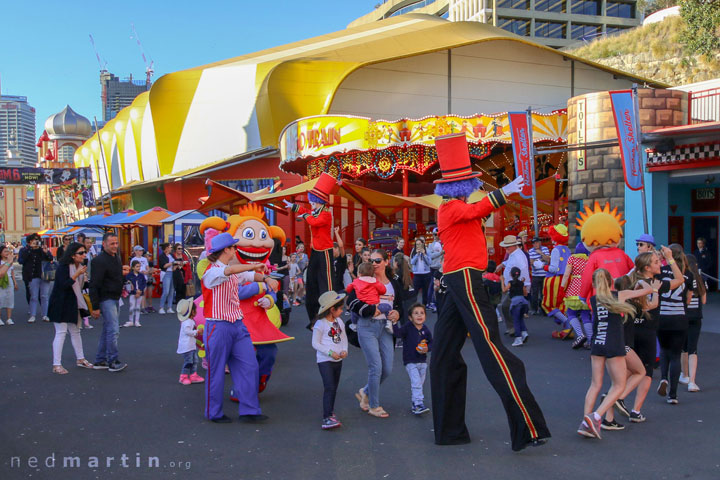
[1,0,374,137]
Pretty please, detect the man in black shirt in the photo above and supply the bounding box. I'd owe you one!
[90,233,129,372]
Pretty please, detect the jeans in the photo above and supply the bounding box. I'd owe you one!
[95,299,120,364]
[413,272,432,307]
[28,278,51,318]
[159,272,174,311]
[658,329,687,398]
[510,296,529,337]
[405,362,428,405]
[52,321,85,365]
[357,317,394,409]
[181,350,198,375]
[318,360,343,418]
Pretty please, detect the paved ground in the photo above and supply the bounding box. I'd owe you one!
[1,288,719,480]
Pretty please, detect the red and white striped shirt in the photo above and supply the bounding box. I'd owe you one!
[202,262,255,322]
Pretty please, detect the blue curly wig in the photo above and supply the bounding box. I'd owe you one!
[574,242,589,255]
[307,192,326,205]
[434,178,482,199]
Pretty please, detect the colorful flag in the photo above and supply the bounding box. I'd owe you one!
[609,90,644,191]
[508,112,534,199]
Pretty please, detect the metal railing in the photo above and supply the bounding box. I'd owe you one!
[688,87,720,124]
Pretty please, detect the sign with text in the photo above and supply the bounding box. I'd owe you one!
[609,90,644,191]
[508,112,534,199]
[576,98,587,171]
[0,167,93,186]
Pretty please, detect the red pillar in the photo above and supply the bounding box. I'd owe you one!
[402,170,409,254]
[290,195,296,252]
[362,178,369,240]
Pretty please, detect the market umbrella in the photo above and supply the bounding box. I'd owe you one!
[117,207,175,227]
[68,213,111,227]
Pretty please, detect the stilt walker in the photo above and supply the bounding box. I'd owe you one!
[284,173,340,329]
[429,133,551,451]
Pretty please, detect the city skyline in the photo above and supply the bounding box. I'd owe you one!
[1,0,371,141]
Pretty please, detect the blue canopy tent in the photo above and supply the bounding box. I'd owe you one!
[93,210,138,227]
[67,213,111,227]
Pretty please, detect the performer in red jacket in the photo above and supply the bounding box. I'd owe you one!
[284,173,340,328]
[429,133,550,451]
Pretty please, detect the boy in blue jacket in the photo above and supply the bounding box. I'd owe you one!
[392,303,433,415]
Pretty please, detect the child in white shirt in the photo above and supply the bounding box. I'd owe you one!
[311,291,348,430]
[176,298,204,386]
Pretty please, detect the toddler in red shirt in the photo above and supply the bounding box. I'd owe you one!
[346,263,391,311]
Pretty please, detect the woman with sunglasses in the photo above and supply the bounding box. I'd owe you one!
[346,249,405,418]
[47,242,94,374]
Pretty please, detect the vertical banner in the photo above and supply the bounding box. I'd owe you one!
[609,90,644,191]
[576,98,587,171]
[508,112,534,199]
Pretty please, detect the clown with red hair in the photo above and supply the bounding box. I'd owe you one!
[536,224,571,338]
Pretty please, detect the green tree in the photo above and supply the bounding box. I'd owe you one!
[680,0,720,55]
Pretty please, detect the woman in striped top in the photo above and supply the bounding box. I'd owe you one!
[680,255,706,393]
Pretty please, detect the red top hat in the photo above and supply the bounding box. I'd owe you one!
[309,172,340,203]
[433,133,481,184]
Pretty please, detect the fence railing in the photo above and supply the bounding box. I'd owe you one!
[688,87,720,124]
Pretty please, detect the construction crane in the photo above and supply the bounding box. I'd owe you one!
[88,34,108,73]
[130,23,154,89]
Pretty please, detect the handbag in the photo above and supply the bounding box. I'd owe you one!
[41,261,57,282]
[82,293,93,312]
[185,281,196,297]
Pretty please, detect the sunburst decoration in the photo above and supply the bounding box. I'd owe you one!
[576,201,626,247]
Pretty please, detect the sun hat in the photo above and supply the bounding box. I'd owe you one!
[635,233,656,246]
[209,232,239,254]
[499,235,521,248]
[176,298,194,322]
[316,291,347,319]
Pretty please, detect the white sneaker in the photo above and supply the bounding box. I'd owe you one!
[42,316,50,322]
[158,309,166,314]
[134,321,142,327]
[28,316,36,323]
[6,318,13,325]
[511,337,524,347]
[521,331,529,343]
[167,308,174,314]
[384,320,394,334]
[679,373,690,385]
[0,319,4,326]
[688,382,700,392]
[122,321,134,328]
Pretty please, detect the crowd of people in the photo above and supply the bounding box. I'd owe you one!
[2,137,714,449]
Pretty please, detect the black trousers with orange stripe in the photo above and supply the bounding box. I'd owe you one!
[430,268,550,450]
[305,248,334,326]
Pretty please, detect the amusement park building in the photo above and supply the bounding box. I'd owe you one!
[77,14,662,243]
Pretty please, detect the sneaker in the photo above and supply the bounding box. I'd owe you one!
[238,414,269,423]
[521,331,529,343]
[158,308,166,314]
[412,403,430,415]
[385,320,394,334]
[6,318,13,325]
[179,374,191,385]
[614,398,631,418]
[42,316,50,322]
[0,319,4,326]
[511,337,524,347]
[211,415,232,424]
[601,419,625,431]
[321,417,341,429]
[189,373,205,383]
[28,316,36,323]
[679,373,690,385]
[657,379,668,397]
[688,382,700,392]
[584,413,602,439]
[572,335,587,350]
[93,361,109,370]
[577,420,596,439]
[108,361,127,372]
[134,321,142,327]
[667,397,679,405]
[167,308,174,314]
[122,321,134,328]
[629,411,646,423]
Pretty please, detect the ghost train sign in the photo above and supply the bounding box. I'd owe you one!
[0,167,92,185]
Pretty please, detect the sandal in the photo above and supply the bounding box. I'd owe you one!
[52,366,69,375]
[76,359,94,369]
[355,388,369,412]
[368,407,389,418]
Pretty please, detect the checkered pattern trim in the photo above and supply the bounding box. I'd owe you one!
[647,143,720,166]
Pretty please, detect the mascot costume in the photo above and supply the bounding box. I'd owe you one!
[561,242,591,349]
[577,202,634,301]
[537,224,571,339]
[198,205,293,399]
[283,172,340,328]
[428,133,550,451]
